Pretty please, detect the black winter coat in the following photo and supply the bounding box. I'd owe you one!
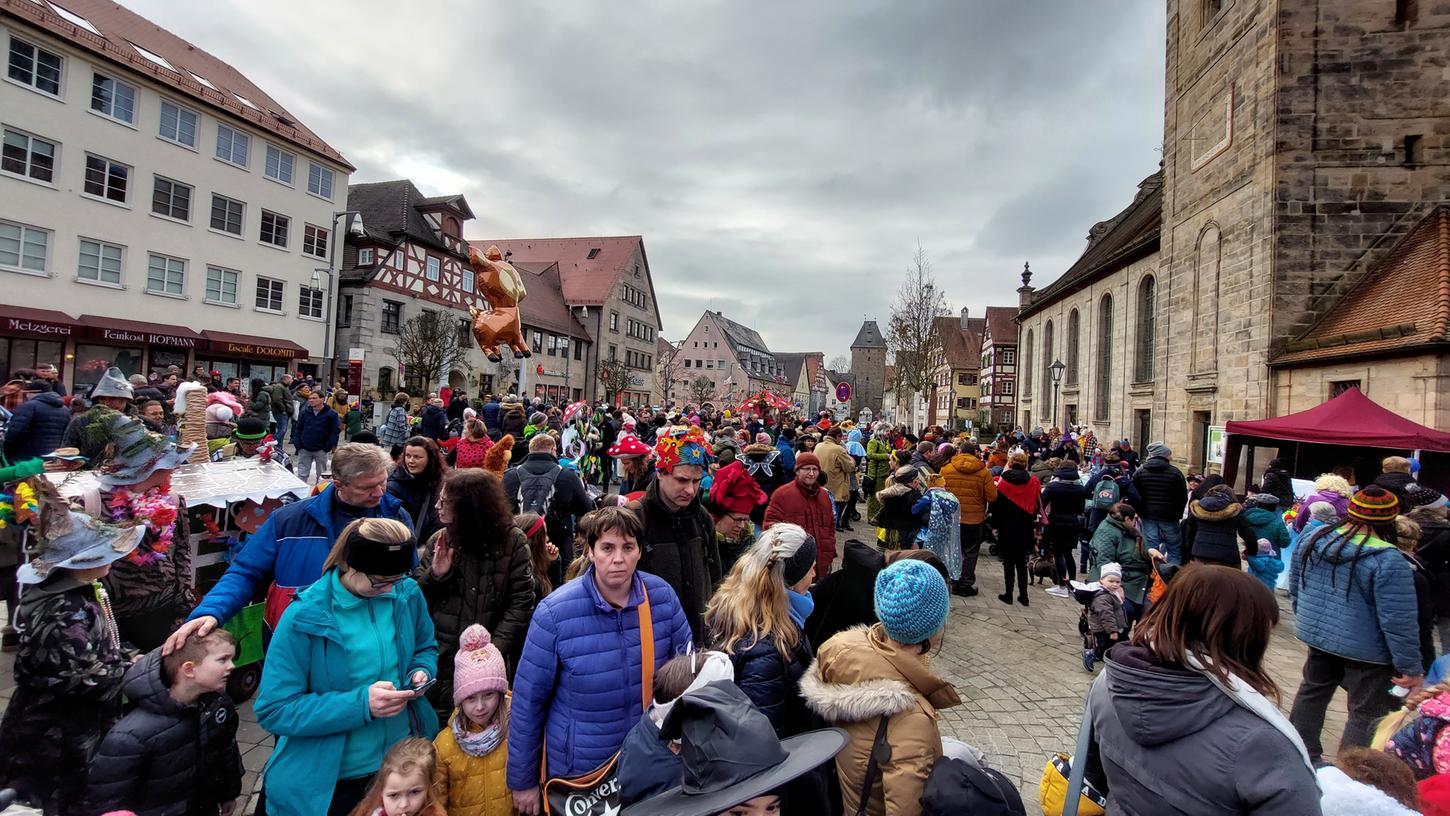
[1412,509,1450,619]
[628,480,720,643]
[1130,456,1189,521]
[1374,471,1417,507]
[1183,493,1256,564]
[1404,551,1438,674]
[991,469,1041,553]
[1041,479,1090,528]
[1260,468,1297,510]
[4,391,70,462]
[502,452,593,555]
[730,632,815,738]
[386,466,444,545]
[0,574,127,815]
[86,649,243,816]
[804,541,884,651]
[420,404,449,441]
[417,526,536,719]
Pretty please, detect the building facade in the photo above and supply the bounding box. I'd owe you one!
[0,0,352,392]
[849,319,886,416]
[926,310,985,432]
[476,236,660,407]
[774,351,828,414]
[1015,0,1450,473]
[671,310,788,407]
[978,305,1019,430]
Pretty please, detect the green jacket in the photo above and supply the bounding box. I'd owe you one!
[1087,516,1151,604]
[865,438,894,481]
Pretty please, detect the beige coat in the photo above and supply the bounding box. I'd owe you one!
[814,437,858,502]
[800,624,962,816]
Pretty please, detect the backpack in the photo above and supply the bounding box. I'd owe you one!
[1093,477,1122,510]
[518,464,562,518]
[923,756,1026,816]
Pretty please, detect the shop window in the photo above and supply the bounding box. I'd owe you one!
[0,338,65,386]
[75,344,143,391]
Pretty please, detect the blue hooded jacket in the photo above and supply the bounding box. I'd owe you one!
[775,434,797,475]
[189,484,413,627]
[1288,524,1422,674]
[507,567,692,789]
[255,573,437,816]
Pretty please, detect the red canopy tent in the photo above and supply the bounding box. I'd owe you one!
[735,390,793,414]
[1222,387,1450,487]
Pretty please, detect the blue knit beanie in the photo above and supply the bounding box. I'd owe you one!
[874,560,950,645]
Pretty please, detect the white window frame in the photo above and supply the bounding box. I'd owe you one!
[6,36,63,98]
[158,99,198,149]
[89,72,136,125]
[204,265,238,306]
[298,285,324,320]
[307,162,334,200]
[75,237,124,287]
[145,253,186,297]
[0,219,51,276]
[357,247,374,266]
[150,175,192,222]
[303,224,329,259]
[82,153,130,205]
[209,194,245,237]
[214,124,249,168]
[254,276,285,313]
[425,255,440,281]
[462,265,475,293]
[1,127,57,185]
[264,144,295,185]
[259,210,290,249]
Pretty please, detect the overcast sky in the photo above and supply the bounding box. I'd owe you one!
[128,0,1165,357]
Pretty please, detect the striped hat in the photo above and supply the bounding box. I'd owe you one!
[1348,486,1399,524]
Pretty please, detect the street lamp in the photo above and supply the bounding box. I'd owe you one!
[1049,359,1066,430]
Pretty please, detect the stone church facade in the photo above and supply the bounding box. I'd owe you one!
[1017,0,1450,475]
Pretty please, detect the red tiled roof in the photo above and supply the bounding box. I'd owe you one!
[1273,206,1450,366]
[470,236,646,307]
[512,261,591,340]
[1,0,352,169]
[935,317,976,369]
[984,306,1019,346]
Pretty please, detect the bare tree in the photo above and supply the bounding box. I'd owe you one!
[655,341,682,405]
[597,357,633,403]
[827,355,850,373]
[391,309,471,394]
[886,244,948,432]
[689,376,714,406]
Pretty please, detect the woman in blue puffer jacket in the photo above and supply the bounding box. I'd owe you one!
[507,507,692,815]
[254,518,439,816]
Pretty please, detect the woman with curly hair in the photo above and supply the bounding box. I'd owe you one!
[417,468,536,721]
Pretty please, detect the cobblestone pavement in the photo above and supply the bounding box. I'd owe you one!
[0,526,1348,814]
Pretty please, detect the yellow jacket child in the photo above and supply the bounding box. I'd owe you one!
[433,624,514,816]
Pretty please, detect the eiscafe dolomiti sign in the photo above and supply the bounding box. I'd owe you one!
[211,340,298,359]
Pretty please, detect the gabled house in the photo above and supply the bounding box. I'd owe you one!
[473,236,661,406]
[773,351,825,412]
[927,310,986,431]
[672,310,788,406]
[979,305,1020,430]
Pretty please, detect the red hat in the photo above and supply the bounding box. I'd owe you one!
[608,434,651,458]
[794,452,821,471]
[709,460,766,516]
[1420,774,1450,816]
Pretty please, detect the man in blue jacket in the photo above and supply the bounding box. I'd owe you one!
[2,380,70,463]
[291,390,340,484]
[162,443,412,653]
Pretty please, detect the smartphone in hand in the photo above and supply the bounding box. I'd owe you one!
[411,678,438,697]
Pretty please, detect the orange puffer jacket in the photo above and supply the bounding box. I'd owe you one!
[939,453,997,524]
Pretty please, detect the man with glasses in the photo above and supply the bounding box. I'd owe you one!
[162,443,413,653]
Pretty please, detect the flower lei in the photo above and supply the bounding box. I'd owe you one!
[107,487,178,565]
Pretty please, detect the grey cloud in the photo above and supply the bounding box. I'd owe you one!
[126,0,1165,354]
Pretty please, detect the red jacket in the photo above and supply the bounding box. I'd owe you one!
[764,480,837,578]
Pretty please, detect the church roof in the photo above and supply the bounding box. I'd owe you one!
[1273,206,1450,366]
[1018,172,1163,320]
[851,320,887,349]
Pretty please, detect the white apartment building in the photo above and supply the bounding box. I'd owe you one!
[0,0,352,393]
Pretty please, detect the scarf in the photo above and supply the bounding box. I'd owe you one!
[1183,652,1316,775]
[788,589,814,628]
[451,706,506,758]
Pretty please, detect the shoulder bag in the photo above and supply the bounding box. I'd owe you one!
[541,589,654,816]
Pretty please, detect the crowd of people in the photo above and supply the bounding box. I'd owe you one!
[3,362,1450,815]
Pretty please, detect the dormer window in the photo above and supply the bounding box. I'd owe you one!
[443,216,460,238]
[587,248,601,260]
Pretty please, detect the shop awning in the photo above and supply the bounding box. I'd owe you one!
[202,330,309,360]
[78,315,204,349]
[0,305,80,339]
[1224,387,1450,452]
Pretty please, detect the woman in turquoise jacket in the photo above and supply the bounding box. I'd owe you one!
[255,518,439,816]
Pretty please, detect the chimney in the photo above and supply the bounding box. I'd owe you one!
[1017,261,1036,310]
[959,306,970,330]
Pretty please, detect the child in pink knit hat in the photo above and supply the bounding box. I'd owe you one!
[432,624,512,815]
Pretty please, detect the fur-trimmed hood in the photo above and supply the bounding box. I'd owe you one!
[800,666,919,722]
[1189,493,1242,521]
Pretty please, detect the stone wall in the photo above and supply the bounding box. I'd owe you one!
[1273,354,1450,431]
[851,346,885,415]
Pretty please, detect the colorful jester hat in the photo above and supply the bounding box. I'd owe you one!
[655,425,712,473]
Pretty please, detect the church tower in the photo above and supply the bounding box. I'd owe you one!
[849,320,887,417]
